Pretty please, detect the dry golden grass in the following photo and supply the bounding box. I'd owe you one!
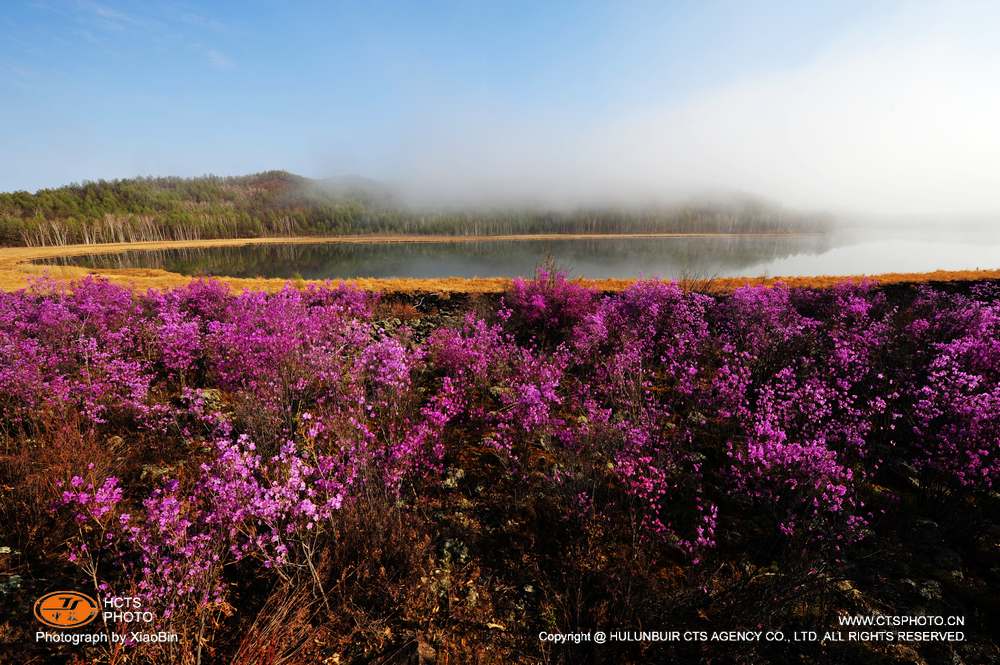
[2,235,999,294]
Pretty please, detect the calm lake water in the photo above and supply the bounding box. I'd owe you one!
[38,229,1000,280]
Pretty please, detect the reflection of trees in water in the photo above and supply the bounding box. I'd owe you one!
[40,235,835,279]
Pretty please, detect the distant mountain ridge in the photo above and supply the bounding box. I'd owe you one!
[0,171,831,247]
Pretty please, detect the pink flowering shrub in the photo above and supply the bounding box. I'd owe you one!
[59,426,358,619]
[36,278,457,625]
[203,284,373,400]
[906,290,1000,490]
[0,277,159,428]
[565,281,718,554]
[711,283,900,546]
[0,272,995,646]
[503,268,596,345]
[428,313,569,460]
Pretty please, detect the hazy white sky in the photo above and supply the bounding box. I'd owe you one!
[3,1,999,219]
[386,2,1000,218]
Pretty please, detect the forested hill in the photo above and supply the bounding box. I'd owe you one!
[0,171,831,246]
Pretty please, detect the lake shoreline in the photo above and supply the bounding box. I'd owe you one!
[3,233,1000,292]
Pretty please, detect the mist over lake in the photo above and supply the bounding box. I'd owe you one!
[41,228,1000,280]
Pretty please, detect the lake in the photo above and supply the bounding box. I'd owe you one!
[37,229,1000,280]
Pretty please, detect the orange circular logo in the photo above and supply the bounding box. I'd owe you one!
[34,591,100,629]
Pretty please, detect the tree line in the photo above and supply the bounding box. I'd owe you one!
[0,171,831,246]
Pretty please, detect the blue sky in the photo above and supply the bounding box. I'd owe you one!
[2,2,999,216]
